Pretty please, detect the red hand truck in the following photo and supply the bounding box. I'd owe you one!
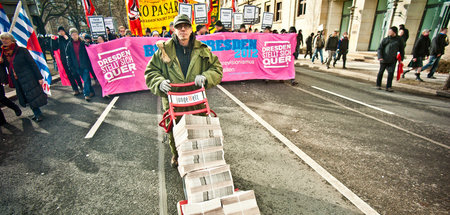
[159,82,217,133]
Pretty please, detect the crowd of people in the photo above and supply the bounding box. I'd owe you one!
[1,17,448,126]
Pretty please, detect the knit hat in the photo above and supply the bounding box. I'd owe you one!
[84,34,92,40]
[390,26,398,35]
[69,28,78,35]
[57,26,65,32]
[215,21,224,27]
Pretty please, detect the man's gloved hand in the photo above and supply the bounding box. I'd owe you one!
[195,75,207,87]
[159,80,171,94]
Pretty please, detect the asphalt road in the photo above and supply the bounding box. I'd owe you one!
[0,66,449,214]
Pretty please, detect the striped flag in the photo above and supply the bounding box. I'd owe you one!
[0,3,10,33]
[11,1,52,95]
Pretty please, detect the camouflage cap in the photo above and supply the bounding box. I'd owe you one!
[173,14,191,27]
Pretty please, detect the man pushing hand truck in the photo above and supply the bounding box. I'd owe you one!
[145,14,223,167]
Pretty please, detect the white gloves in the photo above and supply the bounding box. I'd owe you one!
[195,75,207,87]
[159,80,171,94]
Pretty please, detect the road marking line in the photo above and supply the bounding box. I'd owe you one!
[84,96,119,139]
[157,100,168,215]
[297,87,450,150]
[217,85,380,215]
[312,86,395,115]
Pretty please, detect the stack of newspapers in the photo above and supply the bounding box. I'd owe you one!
[173,115,260,215]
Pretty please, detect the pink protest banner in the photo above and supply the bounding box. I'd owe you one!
[53,50,71,86]
[86,33,296,96]
[197,33,296,81]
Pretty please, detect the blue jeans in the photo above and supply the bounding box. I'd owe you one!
[32,107,42,118]
[421,55,441,78]
[312,48,323,63]
[78,68,94,97]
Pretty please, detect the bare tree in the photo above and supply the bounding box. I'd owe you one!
[94,0,128,29]
[35,0,69,34]
[64,0,87,32]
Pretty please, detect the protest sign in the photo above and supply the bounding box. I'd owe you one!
[233,13,243,30]
[88,16,106,37]
[243,5,256,24]
[138,0,179,34]
[103,17,116,34]
[194,3,208,24]
[179,3,192,20]
[261,12,273,29]
[220,8,233,29]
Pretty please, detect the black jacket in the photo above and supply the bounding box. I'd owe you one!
[325,35,339,51]
[412,35,431,58]
[377,36,405,64]
[65,39,93,71]
[306,36,313,48]
[297,33,303,47]
[215,28,229,33]
[430,33,449,56]
[338,37,349,53]
[53,36,70,65]
[0,46,47,108]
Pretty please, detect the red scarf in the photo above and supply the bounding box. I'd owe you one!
[1,43,18,87]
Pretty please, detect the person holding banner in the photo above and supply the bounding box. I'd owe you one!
[54,26,84,95]
[145,14,223,168]
[0,32,47,122]
[214,21,229,33]
[66,28,95,101]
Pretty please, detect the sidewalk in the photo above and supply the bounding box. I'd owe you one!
[294,54,450,97]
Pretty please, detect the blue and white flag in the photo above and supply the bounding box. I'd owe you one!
[10,1,51,95]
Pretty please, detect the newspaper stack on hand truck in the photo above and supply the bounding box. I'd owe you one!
[159,82,261,215]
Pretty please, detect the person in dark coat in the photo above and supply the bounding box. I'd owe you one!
[376,26,405,92]
[106,27,117,41]
[297,29,303,51]
[333,32,349,69]
[66,28,95,101]
[304,33,314,59]
[214,21,229,33]
[53,26,83,95]
[289,27,298,59]
[421,27,448,79]
[399,24,409,45]
[0,32,47,122]
[402,29,431,81]
[325,30,339,69]
[0,40,22,125]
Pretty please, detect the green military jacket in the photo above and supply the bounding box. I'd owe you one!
[145,37,223,111]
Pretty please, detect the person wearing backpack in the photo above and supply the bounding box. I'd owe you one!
[312,32,325,64]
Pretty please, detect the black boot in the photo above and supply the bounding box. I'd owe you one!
[402,69,410,78]
[415,73,424,82]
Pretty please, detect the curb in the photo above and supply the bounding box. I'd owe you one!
[5,74,61,100]
[294,62,438,96]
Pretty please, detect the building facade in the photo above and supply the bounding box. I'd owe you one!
[223,0,450,53]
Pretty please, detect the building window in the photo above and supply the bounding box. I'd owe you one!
[265,4,270,12]
[275,2,282,21]
[297,0,306,16]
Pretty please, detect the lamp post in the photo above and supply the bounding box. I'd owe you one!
[109,0,112,17]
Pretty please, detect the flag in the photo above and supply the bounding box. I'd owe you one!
[11,1,52,95]
[396,53,403,81]
[83,0,95,15]
[0,3,10,33]
[82,0,96,27]
[232,0,236,12]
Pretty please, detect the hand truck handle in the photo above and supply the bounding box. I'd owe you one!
[170,82,196,87]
